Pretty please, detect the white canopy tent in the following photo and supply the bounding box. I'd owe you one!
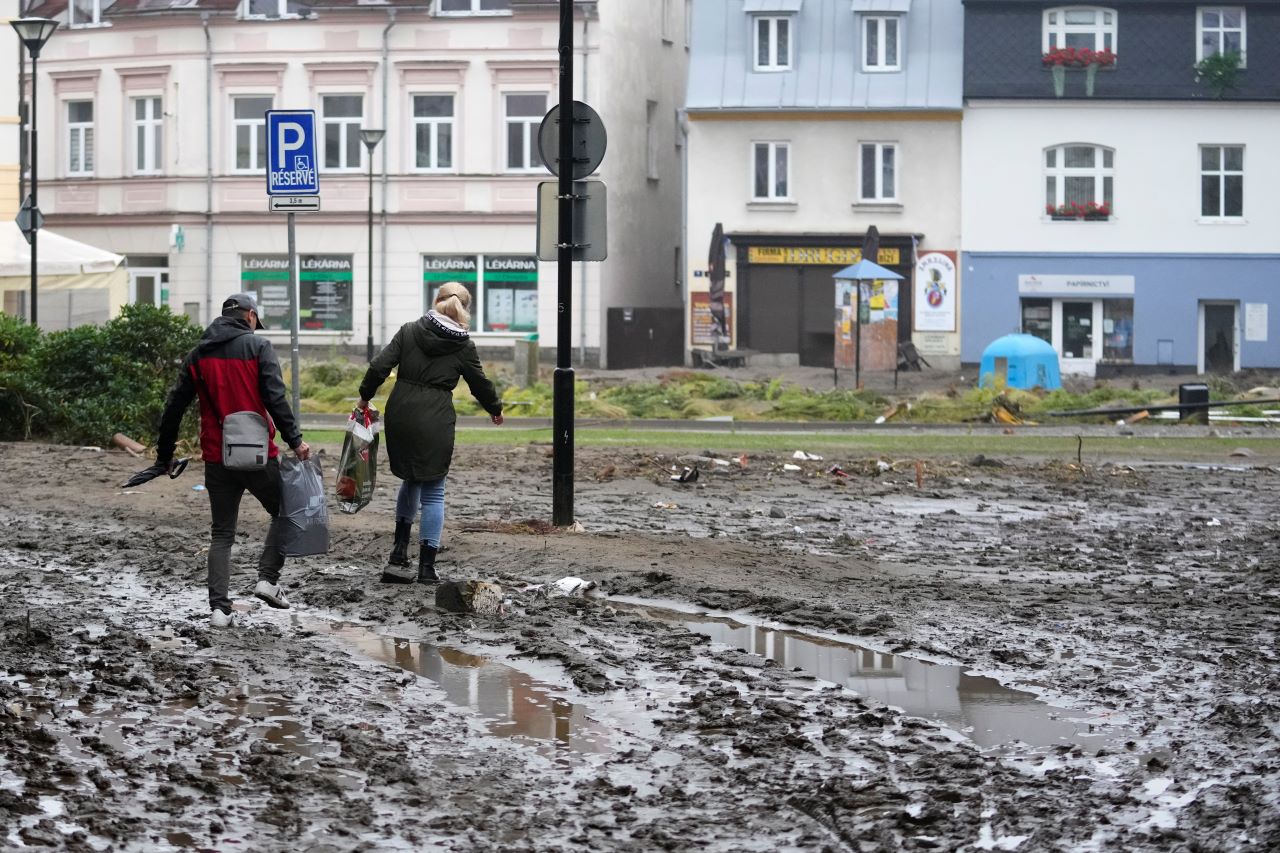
[0,223,129,331]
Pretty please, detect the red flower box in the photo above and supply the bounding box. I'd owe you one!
[1041,47,1117,68]
[1046,201,1112,220]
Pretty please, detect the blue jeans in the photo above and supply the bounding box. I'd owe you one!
[395,477,446,549]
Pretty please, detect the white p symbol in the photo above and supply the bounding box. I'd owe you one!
[277,122,305,169]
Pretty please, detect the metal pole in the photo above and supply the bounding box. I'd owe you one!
[854,280,862,390]
[552,0,575,527]
[288,212,300,415]
[29,52,38,328]
[366,155,374,362]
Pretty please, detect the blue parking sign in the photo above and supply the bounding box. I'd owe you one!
[266,110,319,196]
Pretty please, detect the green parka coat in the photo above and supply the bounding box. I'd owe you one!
[358,311,502,482]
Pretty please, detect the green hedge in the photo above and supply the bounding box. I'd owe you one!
[0,305,201,445]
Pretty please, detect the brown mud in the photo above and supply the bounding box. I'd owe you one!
[1,439,1278,851]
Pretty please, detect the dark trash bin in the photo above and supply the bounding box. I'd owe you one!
[1179,383,1210,424]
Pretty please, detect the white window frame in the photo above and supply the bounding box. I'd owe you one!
[751,141,790,202]
[1042,7,1117,53]
[753,15,792,72]
[239,0,299,20]
[1044,143,1115,215]
[66,100,95,177]
[862,15,903,73]
[1199,144,1244,220]
[1196,7,1246,65]
[231,95,273,174]
[435,0,512,16]
[321,94,365,172]
[411,93,456,173]
[69,0,112,28]
[859,142,898,203]
[132,96,163,176]
[503,92,546,173]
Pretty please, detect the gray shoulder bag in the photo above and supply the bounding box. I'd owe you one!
[194,360,270,471]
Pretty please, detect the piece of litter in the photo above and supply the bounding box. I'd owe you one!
[567,521,586,532]
[737,453,749,469]
[78,446,103,453]
[792,450,823,461]
[652,501,678,510]
[783,463,802,472]
[523,576,602,599]
[792,526,805,534]
[876,460,891,472]
[1205,518,1222,527]
[192,484,206,491]
[670,466,699,483]
[712,458,731,466]
[828,464,849,478]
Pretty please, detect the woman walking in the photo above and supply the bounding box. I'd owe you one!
[357,283,503,584]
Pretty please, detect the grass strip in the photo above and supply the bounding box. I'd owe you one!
[301,428,1280,461]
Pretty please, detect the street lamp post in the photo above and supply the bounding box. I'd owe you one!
[359,128,385,362]
[10,17,59,328]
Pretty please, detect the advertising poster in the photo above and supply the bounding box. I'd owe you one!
[240,255,354,331]
[691,292,734,345]
[914,251,957,333]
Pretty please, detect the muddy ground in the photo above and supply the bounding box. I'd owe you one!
[2,436,1278,852]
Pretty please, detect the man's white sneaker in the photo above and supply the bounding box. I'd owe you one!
[210,609,237,629]
[253,580,290,609]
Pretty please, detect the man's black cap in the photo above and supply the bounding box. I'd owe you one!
[222,292,266,329]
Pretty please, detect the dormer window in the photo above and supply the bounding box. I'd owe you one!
[852,1,908,73]
[436,0,512,15]
[1043,7,1116,53]
[1197,8,1245,65]
[754,16,792,71]
[240,0,307,19]
[69,0,114,27]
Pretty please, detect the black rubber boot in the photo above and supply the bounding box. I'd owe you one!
[417,544,440,584]
[388,519,411,567]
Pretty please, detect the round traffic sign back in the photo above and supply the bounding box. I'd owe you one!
[537,101,607,180]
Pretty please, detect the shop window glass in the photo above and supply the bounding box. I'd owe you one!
[1021,298,1052,343]
[1103,299,1133,362]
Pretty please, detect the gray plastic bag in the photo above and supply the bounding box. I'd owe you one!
[279,456,330,557]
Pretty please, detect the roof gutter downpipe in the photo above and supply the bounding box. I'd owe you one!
[203,13,213,324]
[379,10,396,350]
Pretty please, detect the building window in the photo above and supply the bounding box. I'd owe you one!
[413,95,455,171]
[66,100,94,176]
[753,16,791,71]
[241,0,303,19]
[1043,7,1116,52]
[752,141,789,201]
[862,16,902,72]
[233,96,272,172]
[646,100,659,181]
[1045,144,1114,217]
[859,142,897,202]
[504,93,546,171]
[70,0,112,27]
[437,0,511,14]
[322,94,364,171]
[1022,298,1052,343]
[1198,8,1245,64]
[132,96,163,175]
[422,255,537,334]
[1200,145,1243,219]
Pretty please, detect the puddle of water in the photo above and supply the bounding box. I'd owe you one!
[612,597,1128,753]
[310,619,615,758]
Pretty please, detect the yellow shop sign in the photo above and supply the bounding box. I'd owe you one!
[747,246,900,266]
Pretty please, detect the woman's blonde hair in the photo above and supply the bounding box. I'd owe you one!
[434,281,472,329]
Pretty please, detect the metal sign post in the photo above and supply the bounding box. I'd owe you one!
[265,109,320,417]
[552,0,575,528]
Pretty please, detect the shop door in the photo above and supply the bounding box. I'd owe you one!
[799,266,837,368]
[1057,300,1100,377]
[1200,302,1238,374]
[741,266,799,354]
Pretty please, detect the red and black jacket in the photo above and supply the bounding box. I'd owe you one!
[156,316,302,464]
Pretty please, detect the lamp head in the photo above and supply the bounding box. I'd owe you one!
[11,18,59,57]
[359,129,386,150]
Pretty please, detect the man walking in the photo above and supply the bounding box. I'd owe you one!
[155,293,311,628]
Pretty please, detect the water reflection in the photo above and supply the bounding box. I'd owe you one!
[325,624,614,757]
[617,601,1119,752]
